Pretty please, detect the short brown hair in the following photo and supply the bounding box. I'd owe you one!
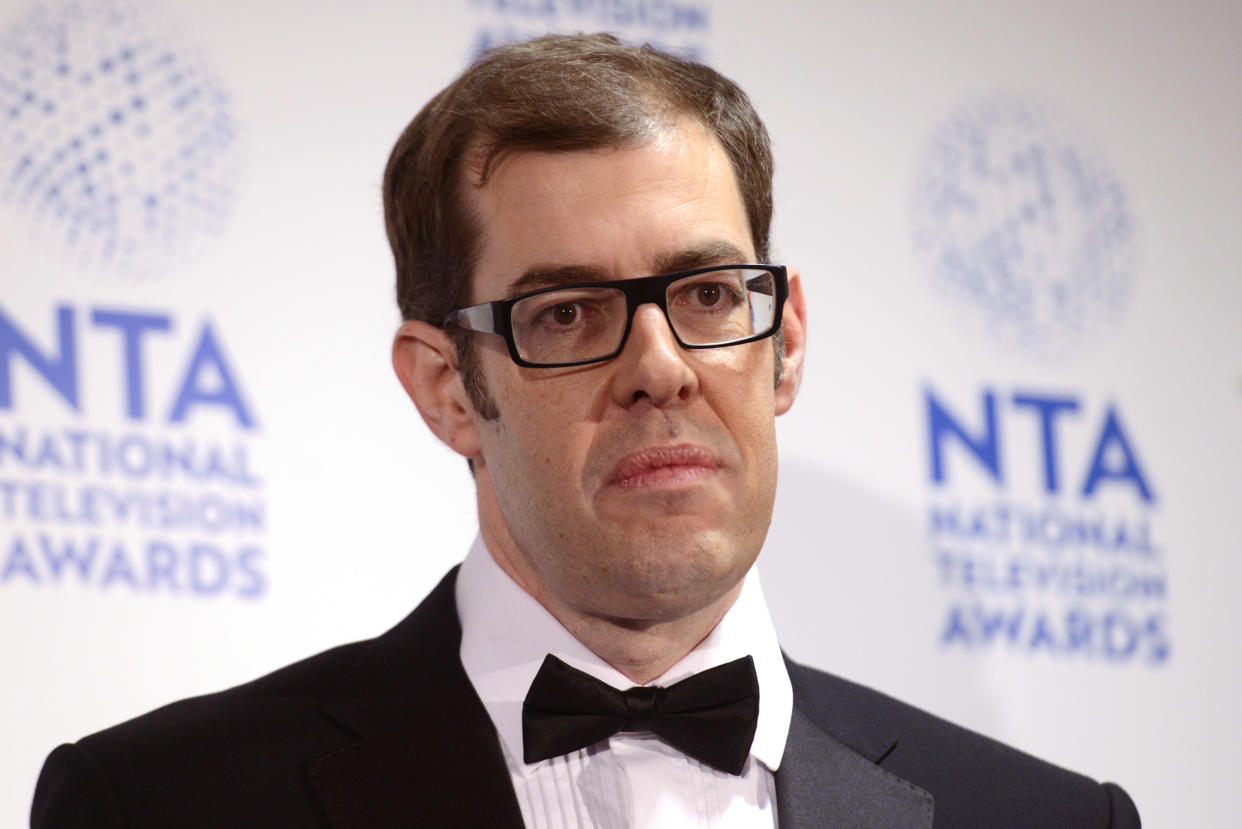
[383,33,775,415]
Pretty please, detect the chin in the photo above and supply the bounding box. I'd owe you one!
[584,538,755,623]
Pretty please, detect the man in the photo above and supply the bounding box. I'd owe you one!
[32,34,1139,828]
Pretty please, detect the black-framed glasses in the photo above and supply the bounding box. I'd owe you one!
[444,264,787,368]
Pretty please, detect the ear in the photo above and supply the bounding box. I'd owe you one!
[392,321,482,459]
[774,268,807,415]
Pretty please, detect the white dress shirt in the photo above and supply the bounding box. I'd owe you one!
[457,535,793,829]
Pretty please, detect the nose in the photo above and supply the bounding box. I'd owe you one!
[609,303,700,408]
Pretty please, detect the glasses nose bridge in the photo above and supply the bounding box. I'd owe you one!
[621,275,679,344]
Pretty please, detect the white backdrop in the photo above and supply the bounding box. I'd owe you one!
[3,1,1240,826]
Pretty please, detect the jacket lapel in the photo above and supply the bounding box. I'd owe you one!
[775,708,933,829]
[776,658,934,829]
[305,568,525,829]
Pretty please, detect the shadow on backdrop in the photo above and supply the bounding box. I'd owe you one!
[759,459,1000,735]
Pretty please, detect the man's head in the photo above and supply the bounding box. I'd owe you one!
[389,34,806,641]
[384,33,777,418]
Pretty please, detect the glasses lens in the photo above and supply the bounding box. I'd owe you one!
[667,268,777,345]
[510,287,628,364]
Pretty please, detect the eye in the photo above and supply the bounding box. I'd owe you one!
[552,303,579,325]
[694,284,723,307]
[675,280,740,311]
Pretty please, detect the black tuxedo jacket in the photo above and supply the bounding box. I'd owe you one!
[33,568,1139,828]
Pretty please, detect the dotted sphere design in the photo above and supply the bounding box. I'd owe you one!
[0,0,239,278]
[911,94,1134,360]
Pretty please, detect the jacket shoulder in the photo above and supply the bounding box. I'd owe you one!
[786,661,1140,828]
[33,638,376,829]
[92,638,367,748]
[32,569,466,828]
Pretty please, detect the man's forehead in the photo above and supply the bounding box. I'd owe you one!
[461,122,753,301]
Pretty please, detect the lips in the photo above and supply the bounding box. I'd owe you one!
[606,445,721,489]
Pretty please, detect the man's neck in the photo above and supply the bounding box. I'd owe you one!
[477,509,743,685]
[518,569,743,684]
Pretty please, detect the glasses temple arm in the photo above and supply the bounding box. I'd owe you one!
[445,303,499,334]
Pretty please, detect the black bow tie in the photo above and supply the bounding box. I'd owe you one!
[521,654,760,776]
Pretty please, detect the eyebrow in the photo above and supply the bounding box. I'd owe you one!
[505,241,754,297]
[654,242,752,275]
[507,264,612,296]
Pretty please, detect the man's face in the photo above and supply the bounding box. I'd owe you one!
[459,119,803,625]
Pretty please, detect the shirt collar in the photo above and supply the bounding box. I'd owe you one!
[456,534,793,777]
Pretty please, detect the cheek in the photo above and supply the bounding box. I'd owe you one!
[733,407,778,485]
[702,350,777,425]
[717,370,781,488]
[487,380,597,496]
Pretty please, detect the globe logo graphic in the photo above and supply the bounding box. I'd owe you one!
[911,94,1134,360]
[0,0,239,278]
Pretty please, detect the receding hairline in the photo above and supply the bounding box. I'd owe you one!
[459,92,700,190]
[454,116,756,305]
